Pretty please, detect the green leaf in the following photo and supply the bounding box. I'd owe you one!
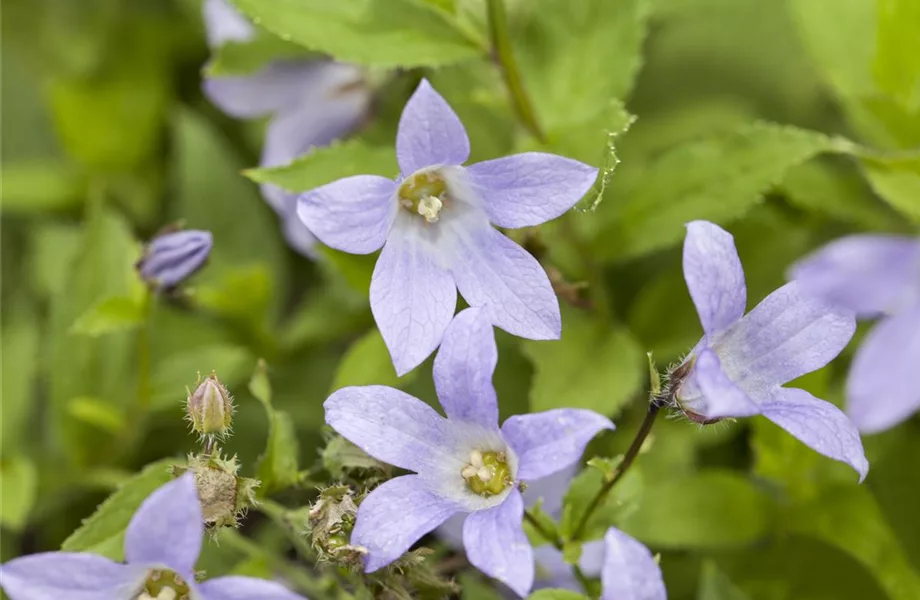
[873,0,920,109]
[227,0,484,68]
[244,138,398,192]
[783,485,920,600]
[0,161,84,213]
[592,122,852,262]
[868,421,920,569]
[527,590,589,600]
[781,159,905,230]
[205,34,320,77]
[698,560,751,600]
[515,0,649,131]
[1,297,39,455]
[586,456,622,481]
[522,307,644,416]
[196,265,272,321]
[522,499,561,547]
[70,296,145,337]
[317,245,378,297]
[620,470,771,549]
[0,456,38,531]
[67,396,127,435]
[560,463,643,541]
[332,328,413,391]
[250,363,300,494]
[61,459,177,560]
[861,155,920,223]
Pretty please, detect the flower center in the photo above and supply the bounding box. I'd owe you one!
[398,171,447,223]
[135,569,192,600]
[461,450,512,496]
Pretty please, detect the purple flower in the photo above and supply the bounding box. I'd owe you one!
[298,79,599,374]
[595,528,667,600]
[675,221,868,480]
[790,234,920,433]
[201,0,371,257]
[324,308,613,596]
[137,230,213,290]
[0,473,305,600]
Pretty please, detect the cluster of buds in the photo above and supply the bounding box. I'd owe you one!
[308,485,365,568]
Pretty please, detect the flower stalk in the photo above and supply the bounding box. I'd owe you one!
[486,0,546,143]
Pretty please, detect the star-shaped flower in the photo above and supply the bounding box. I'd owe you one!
[298,79,599,374]
[324,308,613,596]
[137,230,213,290]
[0,473,306,600]
[790,234,920,433]
[674,220,868,480]
[201,0,371,257]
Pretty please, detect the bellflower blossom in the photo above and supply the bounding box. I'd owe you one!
[201,0,371,257]
[0,473,305,600]
[438,467,666,599]
[137,230,213,290]
[324,308,613,596]
[790,234,920,433]
[674,221,868,480]
[298,79,599,374]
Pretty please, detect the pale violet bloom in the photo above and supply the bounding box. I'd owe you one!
[298,79,599,374]
[439,468,665,599]
[201,0,371,257]
[137,230,213,290]
[324,308,613,596]
[0,473,305,600]
[675,221,868,480]
[790,234,920,434]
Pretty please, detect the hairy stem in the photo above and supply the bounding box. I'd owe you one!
[486,0,546,143]
[572,402,661,540]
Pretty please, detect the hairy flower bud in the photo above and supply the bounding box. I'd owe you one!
[136,229,213,290]
[186,372,234,441]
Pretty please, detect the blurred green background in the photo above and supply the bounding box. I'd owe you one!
[1,0,919,599]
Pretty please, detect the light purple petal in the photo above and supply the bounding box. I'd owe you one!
[578,539,607,578]
[847,306,920,434]
[139,231,213,289]
[683,221,747,336]
[600,528,667,600]
[433,307,499,428]
[463,489,534,597]
[124,473,202,577]
[715,282,856,396]
[203,63,326,119]
[324,386,464,476]
[502,409,614,480]
[199,575,305,600]
[371,220,458,375]
[465,153,598,228]
[790,235,920,317]
[0,553,144,600]
[396,79,470,175]
[259,63,370,168]
[760,387,868,481]
[685,348,760,419]
[531,546,579,591]
[352,475,462,572]
[297,175,397,254]
[202,0,255,48]
[522,464,579,518]
[449,222,561,340]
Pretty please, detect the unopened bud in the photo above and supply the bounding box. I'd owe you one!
[136,229,212,290]
[172,453,259,531]
[186,372,234,440]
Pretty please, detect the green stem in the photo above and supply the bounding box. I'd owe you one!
[523,510,564,550]
[486,0,546,143]
[572,402,661,540]
[257,499,317,561]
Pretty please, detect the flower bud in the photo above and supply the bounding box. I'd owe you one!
[172,453,260,531]
[136,229,212,290]
[186,372,234,440]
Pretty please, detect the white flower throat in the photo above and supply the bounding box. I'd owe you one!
[135,569,191,600]
[398,170,448,224]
